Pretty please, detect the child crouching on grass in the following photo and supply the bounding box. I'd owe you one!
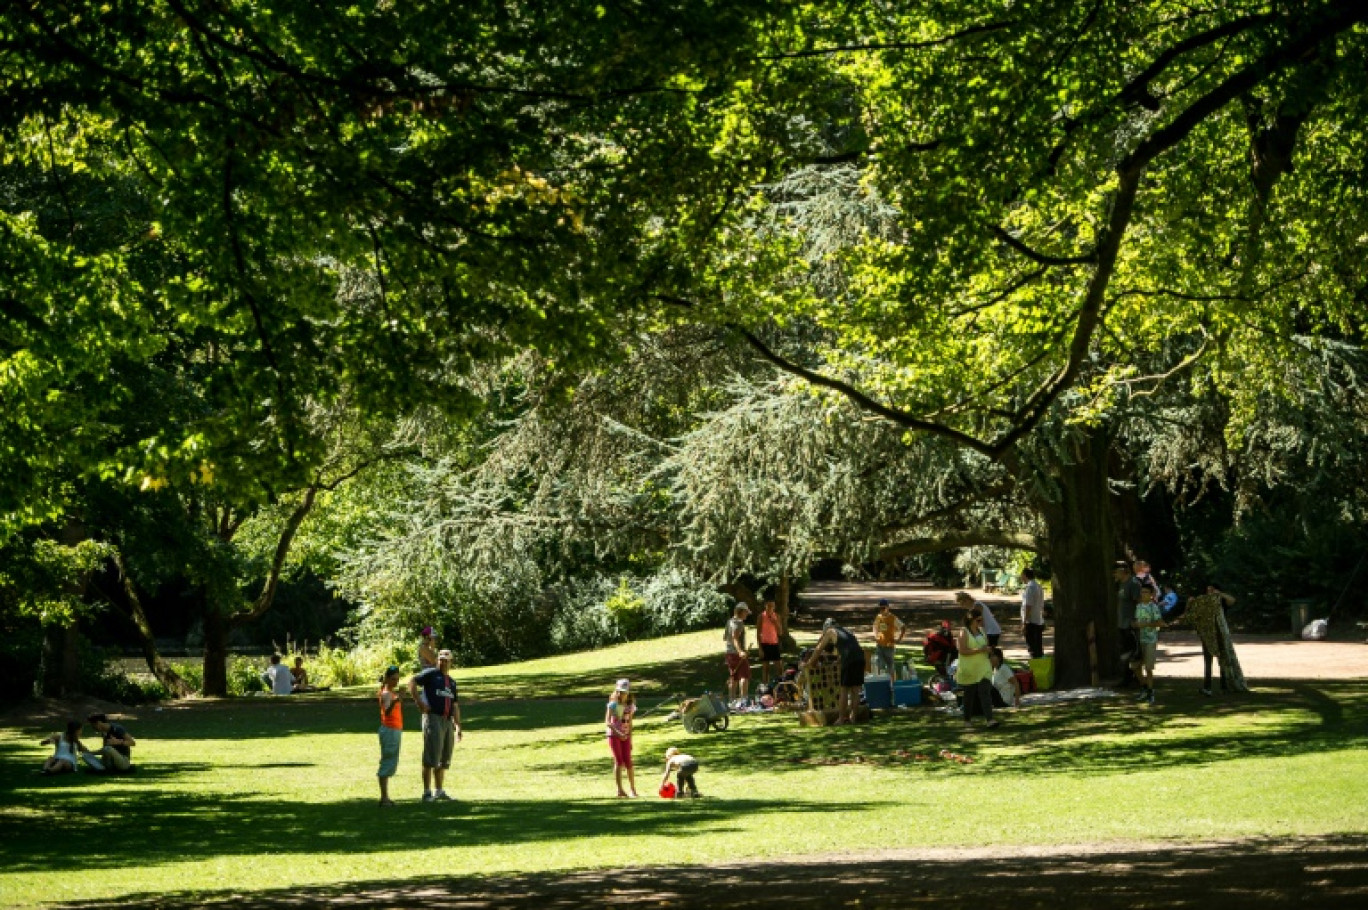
[661,747,701,799]
[377,665,403,807]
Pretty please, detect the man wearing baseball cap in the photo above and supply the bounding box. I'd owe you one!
[872,598,906,677]
[410,649,461,801]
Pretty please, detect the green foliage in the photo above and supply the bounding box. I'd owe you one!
[603,578,647,638]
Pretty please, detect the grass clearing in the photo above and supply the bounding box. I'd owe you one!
[2,633,1367,909]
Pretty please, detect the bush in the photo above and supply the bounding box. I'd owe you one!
[168,660,204,694]
[549,571,732,652]
[227,655,267,696]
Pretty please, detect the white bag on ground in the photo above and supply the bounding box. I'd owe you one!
[1302,619,1329,641]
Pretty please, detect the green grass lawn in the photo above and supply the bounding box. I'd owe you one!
[3,631,1367,909]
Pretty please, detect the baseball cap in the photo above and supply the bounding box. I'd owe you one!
[878,598,890,606]
[615,678,631,692]
[421,626,434,637]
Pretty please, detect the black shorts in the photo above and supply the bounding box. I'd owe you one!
[839,659,864,688]
[761,643,782,661]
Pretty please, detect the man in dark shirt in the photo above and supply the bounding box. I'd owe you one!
[84,713,136,772]
[409,649,462,801]
[1115,563,1143,686]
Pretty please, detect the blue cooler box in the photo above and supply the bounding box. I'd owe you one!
[863,676,893,709]
[893,679,922,707]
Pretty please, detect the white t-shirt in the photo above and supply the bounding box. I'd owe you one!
[267,663,294,696]
[978,600,1001,636]
[991,664,1016,706]
[1021,580,1045,625]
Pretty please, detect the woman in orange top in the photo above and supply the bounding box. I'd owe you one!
[377,665,404,806]
[758,600,783,688]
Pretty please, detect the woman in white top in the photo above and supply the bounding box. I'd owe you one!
[988,648,1021,708]
[956,591,1002,646]
[41,720,86,775]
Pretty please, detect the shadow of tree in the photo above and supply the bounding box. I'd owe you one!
[53,833,1368,909]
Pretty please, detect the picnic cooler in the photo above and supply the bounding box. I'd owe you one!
[1028,656,1054,691]
[1013,668,1036,694]
[863,675,893,710]
[892,679,922,706]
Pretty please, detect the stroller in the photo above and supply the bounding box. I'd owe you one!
[680,691,730,733]
[923,621,959,677]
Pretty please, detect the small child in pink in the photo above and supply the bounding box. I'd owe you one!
[605,678,638,798]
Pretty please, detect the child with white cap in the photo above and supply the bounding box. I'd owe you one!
[605,678,638,797]
[661,747,701,798]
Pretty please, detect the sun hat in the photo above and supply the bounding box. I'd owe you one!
[437,649,453,661]
[615,678,631,692]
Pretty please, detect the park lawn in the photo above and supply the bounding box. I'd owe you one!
[1,638,1367,909]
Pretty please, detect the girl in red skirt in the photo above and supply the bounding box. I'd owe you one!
[605,678,638,797]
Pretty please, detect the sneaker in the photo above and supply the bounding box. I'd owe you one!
[1147,690,1156,705]
[434,789,452,801]
[421,791,435,802]
[1134,689,1149,702]
[986,720,1000,729]
[1200,687,1213,697]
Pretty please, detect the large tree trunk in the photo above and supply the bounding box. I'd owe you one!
[1035,432,1119,689]
[202,606,229,698]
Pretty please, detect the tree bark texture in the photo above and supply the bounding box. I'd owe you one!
[113,554,192,698]
[202,606,229,697]
[1035,433,1120,689]
[775,575,798,652]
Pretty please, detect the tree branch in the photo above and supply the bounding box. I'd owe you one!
[989,225,1095,266]
[760,20,1016,60]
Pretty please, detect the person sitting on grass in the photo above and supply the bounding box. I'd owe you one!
[40,720,86,775]
[661,747,701,799]
[82,713,136,773]
[1131,585,1164,705]
[988,648,1021,709]
[290,656,313,693]
[263,653,294,696]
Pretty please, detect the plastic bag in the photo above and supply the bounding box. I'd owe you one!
[1301,619,1329,641]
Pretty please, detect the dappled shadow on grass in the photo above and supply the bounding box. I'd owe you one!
[55,834,1368,909]
[547,680,1368,780]
[457,650,731,701]
[0,784,869,875]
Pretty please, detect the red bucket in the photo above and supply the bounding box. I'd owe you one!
[659,783,677,799]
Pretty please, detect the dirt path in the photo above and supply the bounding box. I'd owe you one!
[65,836,1368,909]
[797,581,1368,680]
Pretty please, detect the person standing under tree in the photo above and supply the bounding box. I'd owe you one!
[804,619,866,725]
[410,649,461,802]
[1131,587,1164,705]
[1114,563,1142,686]
[723,604,751,704]
[376,665,403,806]
[757,600,783,688]
[955,608,999,729]
[1020,568,1046,659]
[871,598,905,677]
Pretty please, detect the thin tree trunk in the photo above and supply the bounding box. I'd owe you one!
[1035,432,1119,689]
[775,576,798,652]
[113,554,192,697]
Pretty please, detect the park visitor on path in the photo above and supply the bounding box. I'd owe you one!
[805,618,865,725]
[757,600,783,688]
[1132,586,1164,704]
[872,598,905,677]
[724,604,751,704]
[1180,586,1247,695]
[606,678,638,798]
[955,608,998,729]
[661,747,701,799]
[1115,562,1142,686]
[411,649,460,802]
[264,653,294,696]
[83,713,136,772]
[956,591,1001,647]
[40,720,85,775]
[1020,568,1046,659]
[376,665,403,807]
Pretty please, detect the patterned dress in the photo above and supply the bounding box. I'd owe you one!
[1180,594,1248,692]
